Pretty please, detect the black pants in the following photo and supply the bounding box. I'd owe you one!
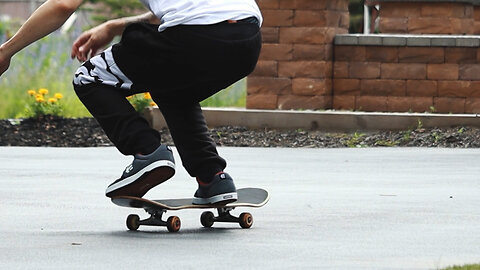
[73,21,262,180]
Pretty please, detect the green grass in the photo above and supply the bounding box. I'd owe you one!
[0,33,90,118]
[200,78,246,108]
[441,264,480,270]
[0,32,246,119]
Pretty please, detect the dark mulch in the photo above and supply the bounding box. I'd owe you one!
[1,116,480,148]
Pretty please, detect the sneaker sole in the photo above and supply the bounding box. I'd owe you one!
[192,192,238,205]
[106,160,175,197]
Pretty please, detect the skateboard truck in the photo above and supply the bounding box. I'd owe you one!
[126,208,181,232]
[200,207,253,229]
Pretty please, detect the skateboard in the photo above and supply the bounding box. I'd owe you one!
[111,187,269,232]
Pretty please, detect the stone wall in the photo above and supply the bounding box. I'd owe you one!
[379,1,476,34]
[247,0,350,110]
[247,0,480,114]
[334,35,480,114]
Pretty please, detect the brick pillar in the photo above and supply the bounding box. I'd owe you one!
[474,5,480,34]
[379,1,475,34]
[247,0,349,110]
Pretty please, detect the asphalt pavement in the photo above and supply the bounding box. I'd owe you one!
[0,146,479,269]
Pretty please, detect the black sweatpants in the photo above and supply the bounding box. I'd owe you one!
[73,20,262,181]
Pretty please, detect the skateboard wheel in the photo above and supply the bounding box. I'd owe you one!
[126,214,140,231]
[239,212,253,229]
[200,211,215,228]
[167,216,181,232]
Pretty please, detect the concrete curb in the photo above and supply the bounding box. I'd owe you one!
[144,107,480,132]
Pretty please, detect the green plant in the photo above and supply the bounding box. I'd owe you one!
[0,33,90,119]
[401,130,412,143]
[83,0,147,24]
[345,132,365,148]
[127,92,156,113]
[200,79,247,107]
[25,88,65,118]
[349,0,364,33]
[432,131,442,144]
[440,264,480,270]
[374,139,398,147]
[416,119,424,130]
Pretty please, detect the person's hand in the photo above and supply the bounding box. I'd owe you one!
[0,47,12,77]
[71,22,116,62]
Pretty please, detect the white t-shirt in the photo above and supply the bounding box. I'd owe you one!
[140,0,263,32]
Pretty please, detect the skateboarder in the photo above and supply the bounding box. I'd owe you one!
[0,0,262,204]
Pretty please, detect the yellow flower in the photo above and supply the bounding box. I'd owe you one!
[144,92,152,100]
[36,96,45,103]
[150,101,157,107]
[54,93,63,99]
[48,98,58,103]
[38,88,49,95]
[27,89,36,96]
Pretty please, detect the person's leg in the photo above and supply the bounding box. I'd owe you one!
[76,20,261,202]
[146,21,261,204]
[73,48,175,198]
[156,101,225,180]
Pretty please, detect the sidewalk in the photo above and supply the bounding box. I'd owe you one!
[145,107,480,132]
[0,147,479,269]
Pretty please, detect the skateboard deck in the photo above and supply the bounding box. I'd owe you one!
[112,187,269,232]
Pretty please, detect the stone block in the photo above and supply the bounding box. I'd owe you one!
[381,63,427,80]
[256,0,279,9]
[445,47,477,64]
[380,3,421,18]
[365,46,398,63]
[278,61,329,78]
[380,17,408,33]
[408,17,467,34]
[246,94,279,109]
[459,64,480,80]
[465,98,480,113]
[334,46,366,61]
[294,10,326,27]
[251,61,278,77]
[387,97,433,113]
[293,44,331,61]
[260,44,293,61]
[360,80,406,96]
[438,80,480,98]
[427,64,459,80]
[406,80,438,97]
[434,97,466,113]
[333,95,355,110]
[398,47,444,64]
[349,62,380,79]
[280,27,327,44]
[261,27,280,43]
[420,3,468,18]
[291,0,328,10]
[247,76,292,95]
[333,79,360,95]
[278,95,332,110]
[292,78,331,96]
[356,96,388,112]
[333,61,349,78]
[262,9,294,27]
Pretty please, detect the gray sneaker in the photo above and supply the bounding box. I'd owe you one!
[193,172,238,205]
[105,145,175,197]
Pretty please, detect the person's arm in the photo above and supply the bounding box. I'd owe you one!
[0,0,83,76]
[71,12,160,62]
